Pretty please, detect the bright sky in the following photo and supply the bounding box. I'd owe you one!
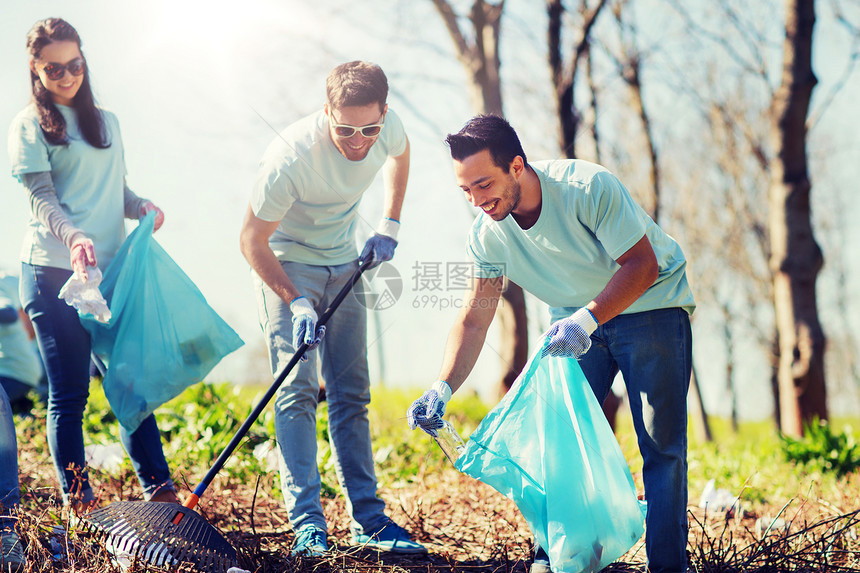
[2,0,858,418]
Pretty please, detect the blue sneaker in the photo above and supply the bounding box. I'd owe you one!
[530,543,551,573]
[351,519,427,554]
[291,523,328,557]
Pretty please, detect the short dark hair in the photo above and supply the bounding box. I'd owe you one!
[445,115,527,170]
[326,61,388,110]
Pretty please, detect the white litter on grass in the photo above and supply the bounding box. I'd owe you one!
[699,479,742,515]
[227,568,251,573]
[85,443,126,472]
[253,440,280,471]
[755,516,788,537]
[374,444,394,464]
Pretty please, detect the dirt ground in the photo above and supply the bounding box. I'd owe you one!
[12,439,860,572]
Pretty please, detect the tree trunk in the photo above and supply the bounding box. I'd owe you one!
[769,0,826,437]
[496,279,529,397]
[431,0,529,398]
[688,364,712,443]
[548,0,609,159]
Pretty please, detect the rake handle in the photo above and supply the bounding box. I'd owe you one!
[183,258,374,510]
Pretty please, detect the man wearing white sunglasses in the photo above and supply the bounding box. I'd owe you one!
[239,61,422,557]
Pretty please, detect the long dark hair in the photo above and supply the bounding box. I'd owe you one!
[26,18,109,148]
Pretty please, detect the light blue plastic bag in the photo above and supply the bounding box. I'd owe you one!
[455,343,646,573]
[80,212,244,433]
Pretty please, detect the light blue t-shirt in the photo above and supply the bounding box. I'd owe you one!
[8,103,127,270]
[249,108,408,265]
[0,272,43,386]
[468,160,695,317]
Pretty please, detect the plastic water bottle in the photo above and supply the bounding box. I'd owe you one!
[434,419,466,466]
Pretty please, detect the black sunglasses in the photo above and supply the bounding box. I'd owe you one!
[38,57,86,81]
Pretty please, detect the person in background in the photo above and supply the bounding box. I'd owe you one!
[240,61,425,556]
[7,18,177,514]
[0,270,46,414]
[0,273,27,573]
[408,115,695,573]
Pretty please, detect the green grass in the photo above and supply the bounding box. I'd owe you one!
[17,379,859,513]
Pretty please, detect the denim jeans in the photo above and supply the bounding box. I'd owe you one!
[253,260,386,534]
[0,384,19,530]
[550,306,692,573]
[19,263,174,504]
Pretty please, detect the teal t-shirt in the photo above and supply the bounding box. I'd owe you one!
[0,272,43,386]
[8,103,128,270]
[468,160,695,317]
[249,108,408,265]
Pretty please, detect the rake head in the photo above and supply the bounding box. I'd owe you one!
[81,501,240,572]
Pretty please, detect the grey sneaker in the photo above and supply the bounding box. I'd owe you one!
[352,519,427,554]
[290,523,328,557]
[0,530,26,572]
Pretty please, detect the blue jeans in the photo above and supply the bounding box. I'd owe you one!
[551,307,692,573]
[0,384,19,531]
[253,260,387,534]
[19,264,174,504]
[1,375,48,408]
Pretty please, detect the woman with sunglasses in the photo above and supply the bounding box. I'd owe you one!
[7,18,178,515]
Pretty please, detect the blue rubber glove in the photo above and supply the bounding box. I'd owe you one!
[359,218,399,269]
[290,296,325,362]
[542,308,598,359]
[406,380,452,437]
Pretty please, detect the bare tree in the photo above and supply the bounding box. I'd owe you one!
[769,0,826,436]
[611,0,661,221]
[547,0,610,159]
[430,0,529,397]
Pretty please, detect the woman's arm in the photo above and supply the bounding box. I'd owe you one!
[21,171,97,276]
[21,171,86,248]
[123,181,147,219]
[124,179,164,230]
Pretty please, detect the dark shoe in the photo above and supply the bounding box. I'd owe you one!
[291,523,328,557]
[351,519,427,554]
[0,530,26,572]
[531,543,551,573]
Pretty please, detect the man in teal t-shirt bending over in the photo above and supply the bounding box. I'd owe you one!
[407,115,695,573]
[240,61,425,557]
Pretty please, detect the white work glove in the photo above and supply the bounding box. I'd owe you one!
[359,218,399,269]
[290,296,325,362]
[406,380,452,437]
[542,308,598,359]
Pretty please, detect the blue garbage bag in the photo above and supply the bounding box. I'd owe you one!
[455,342,646,573]
[80,212,244,433]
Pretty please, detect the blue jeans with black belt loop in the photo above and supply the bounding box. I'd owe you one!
[19,263,174,504]
[550,306,692,573]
